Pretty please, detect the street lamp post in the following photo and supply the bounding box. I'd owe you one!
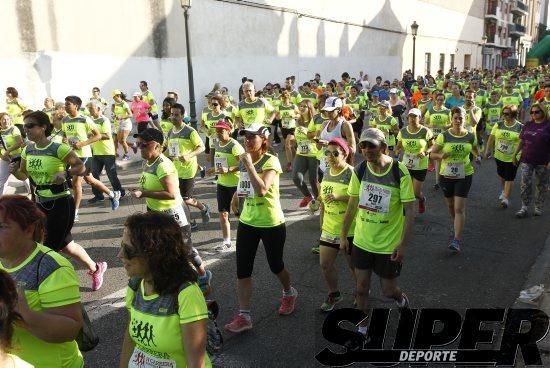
[481,35,487,69]
[411,21,419,77]
[181,0,197,129]
[519,42,524,67]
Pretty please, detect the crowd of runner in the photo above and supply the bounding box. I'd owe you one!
[0,64,549,367]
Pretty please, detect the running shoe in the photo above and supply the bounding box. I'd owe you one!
[110,191,121,210]
[299,196,312,208]
[278,287,298,315]
[418,197,426,214]
[515,207,528,218]
[448,239,461,252]
[122,154,130,161]
[534,207,543,216]
[74,213,80,223]
[131,143,138,154]
[272,141,280,147]
[433,183,440,190]
[311,246,320,254]
[87,196,104,204]
[308,199,320,213]
[190,220,198,231]
[320,292,343,312]
[224,314,252,333]
[427,161,435,172]
[198,270,213,295]
[214,242,231,253]
[89,261,108,291]
[500,198,509,209]
[200,166,206,179]
[286,163,292,173]
[396,292,410,309]
[201,204,211,223]
[498,191,504,201]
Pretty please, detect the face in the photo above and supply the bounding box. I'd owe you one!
[0,213,34,259]
[376,78,382,84]
[44,99,54,109]
[327,109,339,120]
[421,91,429,99]
[170,107,184,124]
[544,87,550,97]
[53,106,66,120]
[0,114,12,129]
[24,119,45,141]
[139,82,147,92]
[167,93,177,100]
[211,99,220,111]
[92,89,100,96]
[163,102,172,114]
[264,85,272,94]
[244,85,255,100]
[383,82,390,89]
[303,85,311,94]
[244,133,263,153]
[87,105,98,116]
[137,138,159,160]
[117,228,150,278]
[465,92,474,102]
[451,113,464,127]
[113,94,122,103]
[452,85,460,94]
[435,95,445,105]
[530,107,544,120]
[350,88,357,97]
[490,93,499,102]
[64,100,78,115]
[378,105,388,115]
[359,141,384,162]
[325,145,346,167]
[408,114,420,124]
[502,109,512,120]
[216,127,230,141]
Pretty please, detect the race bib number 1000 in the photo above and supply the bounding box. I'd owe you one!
[359,183,391,214]
[169,142,180,157]
[237,171,255,198]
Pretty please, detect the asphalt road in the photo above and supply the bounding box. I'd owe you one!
[9,145,548,368]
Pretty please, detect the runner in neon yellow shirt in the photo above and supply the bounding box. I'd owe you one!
[339,128,415,345]
[371,101,399,154]
[317,138,356,312]
[5,87,27,139]
[139,80,162,130]
[483,91,503,143]
[484,105,522,208]
[277,90,299,173]
[0,113,26,194]
[235,81,276,130]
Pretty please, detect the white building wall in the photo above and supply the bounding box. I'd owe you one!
[0,0,484,112]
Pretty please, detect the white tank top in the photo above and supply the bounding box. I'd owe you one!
[320,119,343,142]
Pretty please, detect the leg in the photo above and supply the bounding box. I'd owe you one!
[60,241,96,272]
[379,277,404,302]
[90,156,106,199]
[307,156,320,198]
[103,156,123,192]
[118,130,130,155]
[320,245,340,293]
[354,268,373,321]
[83,174,112,196]
[235,222,261,310]
[220,211,230,240]
[72,175,84,210]
[453,196,466,240]
[534,165,549,211]
[0,160,11,194]
[262,224,290,289]
[519,163,534,207]
[292,155,311,197]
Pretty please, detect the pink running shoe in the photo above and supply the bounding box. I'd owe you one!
[278,287,298,315]
[89,261,107,291]
[224,314,252,333]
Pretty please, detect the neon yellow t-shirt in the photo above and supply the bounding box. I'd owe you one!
[139,154,184,211]
[1,125,23,157]
[203,111,227,148]
[294,120,318,157]
[490,120,522,163]
[141,90,158,114]
[91,116,115,156]
[236,98,275,128]
[160,119,174,139]
[0,243,83,368]
[397,126,434,171]
[239,154,285,228]
[61,115,97,158]
[483,102,503,133]
[125,278,211,368]
[348,160,415,254]
[5,99,27,125]
[21,142,72,199]
[500,92,522,108]
[372,115,398,146]
[436,130,477,177]
[278,103,298,130]
[166,125,203,179]
[214,138,245,187]
[321,165,356,238]
[424,106,450,137]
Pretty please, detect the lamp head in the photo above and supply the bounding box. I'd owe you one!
[411,21,419,36]
[181,0,192,8]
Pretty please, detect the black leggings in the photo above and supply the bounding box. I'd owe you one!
[38,195,75,251]
[236,222,286,279]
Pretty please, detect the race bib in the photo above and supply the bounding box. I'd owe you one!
[209,137,217,149]
[497,140,513,155]
[443,162,465,179]
[320,230,339,245]
[168,142,180,157]
[281,118,294,129]
[214,156,228,172]
[162,205,189,227]
[359,183,391,214]
[129,347,176,368]
[68,137,79,146]
[298,140,311,155]
[403,153,421,170]
[432,127,443,136]
[237,171,255,198]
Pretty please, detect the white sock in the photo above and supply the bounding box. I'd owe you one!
[108,191,114,198]
[75,209,79,216]
[223,238,231,245]
[358,325,368,336]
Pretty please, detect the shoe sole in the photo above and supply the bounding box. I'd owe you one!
[224,324,252,333]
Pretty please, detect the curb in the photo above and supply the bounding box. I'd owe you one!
[512,232,550,353]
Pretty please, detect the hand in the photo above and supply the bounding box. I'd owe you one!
[133,190,142,198]
[206,167,216,176]
[217,166,228,174]
[1,152,10,162]
[8,162,18,174]
[512,157,518,166]
[441,152,450,159]
[339,236,349,253]
[178,154,190,162]
[15,285,30,317]
[230,196,240,216]
[239,153,252,165]
[52,172,65,185]
[391,245,405,262]
[324,194,336,204]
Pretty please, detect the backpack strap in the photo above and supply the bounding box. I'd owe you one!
[391,158,401,185]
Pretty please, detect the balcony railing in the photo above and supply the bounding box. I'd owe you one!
[509,23,526,36]
[511,0,529,15]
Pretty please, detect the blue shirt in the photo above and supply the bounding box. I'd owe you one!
[445,96,465,109]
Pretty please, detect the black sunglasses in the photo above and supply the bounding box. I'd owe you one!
[121,241,140,259]
[211,103,219,107]
[138,141,155,149]
[324,150,340,158]
[359,141,379,149]
[530,110,542,115]
[502,112,511,116]
[24,122,39,129]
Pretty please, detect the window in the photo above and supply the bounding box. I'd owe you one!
[450,54,455,70]
[425,53,431,75]
[439,53,445,71]
[464,54,471,69]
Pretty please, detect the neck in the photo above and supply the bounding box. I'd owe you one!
[534,118,544,124]
[220,136,230,144]
[332,161,347,171]
[34,137,50,147]
[408,123,421,131]
[249,151,262,162]
[147,153,160,165]
[245,97,256,103]
[504,119,515,125]
[91,113,100,119]
[451,126,464,134]
[69,112,78,118]
[369,155,390,172]
[1,241,36,268]
[174,122,183,129]
[0,352,13,368]
[143,277,156,295]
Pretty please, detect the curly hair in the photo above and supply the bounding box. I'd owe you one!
[124,212,197,295]
[0,270,21,352]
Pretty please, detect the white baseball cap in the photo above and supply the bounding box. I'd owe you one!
[321,97,343,112]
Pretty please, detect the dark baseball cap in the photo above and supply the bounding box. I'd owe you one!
[133,128,164,145]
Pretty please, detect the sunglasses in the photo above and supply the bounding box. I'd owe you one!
[24,122,39,129]
[324,150,340,158]
[530,110,542,115]
[211,103,219,107]
[93,90,99,92]
[121,241,140,259]
[359,141,379,149]
[138,141,156,149]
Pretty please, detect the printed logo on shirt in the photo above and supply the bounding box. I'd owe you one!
[131,319,157,347]
[28,158,43,170]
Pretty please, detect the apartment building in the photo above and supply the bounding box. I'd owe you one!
[483,0,542,69]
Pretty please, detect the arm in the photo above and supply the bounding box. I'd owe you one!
[141,173,178,200]
[9,158,28,180]
[429,143,448,160]
[341,121,356,152]
[181,320,208,368]
[391,201,414,262]
[484,134,495,158]
[74,127,101,149]
[64,151,86,177]
[119,325,135,368]
[339,196,359,252]
[6,135,25,155]
[512,139,523,166]
[181,143,205,162]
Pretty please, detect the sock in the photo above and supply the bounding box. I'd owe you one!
[283,288,294,297]
[358,325,368,336]
[75,209,79,216]
[108,191,115,198]
[223,237,231,245]
[239,310,251,320]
